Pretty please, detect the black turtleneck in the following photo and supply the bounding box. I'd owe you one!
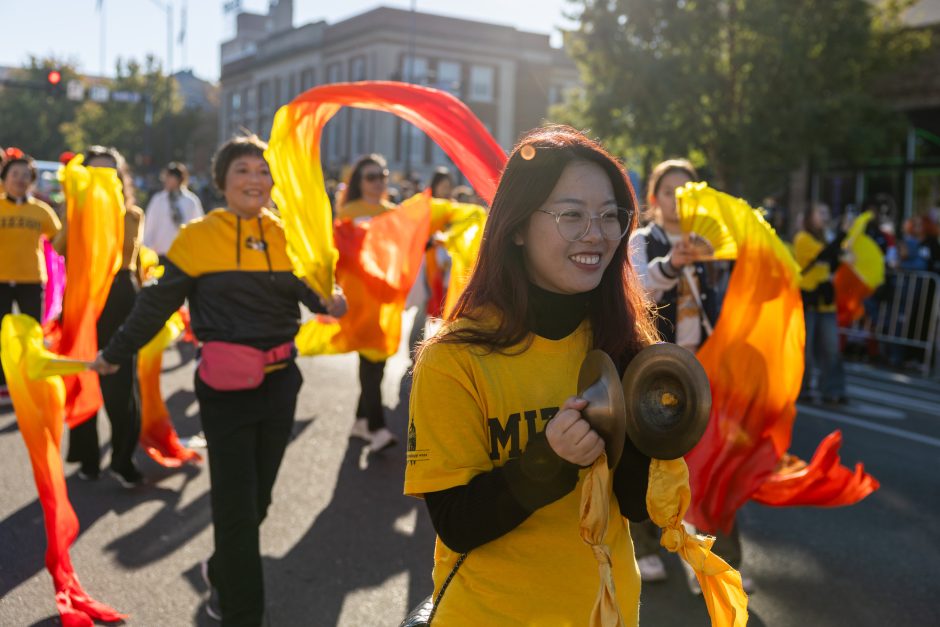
[528,281,591,339]
[422,285,651,555]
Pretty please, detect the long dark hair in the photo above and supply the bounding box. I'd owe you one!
[341,153,387,207]
[425,125,658,371]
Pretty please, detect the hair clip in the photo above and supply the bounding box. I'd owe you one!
[519,144,536,161]
[4,147,25,160]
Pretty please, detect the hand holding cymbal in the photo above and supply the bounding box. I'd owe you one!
[576,344,711,464]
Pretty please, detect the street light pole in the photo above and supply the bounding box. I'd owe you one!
[403,0,417,180]
[147,0,175,164]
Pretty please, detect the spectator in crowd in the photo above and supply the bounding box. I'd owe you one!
[0,148,62,407]
[144,162,205,259]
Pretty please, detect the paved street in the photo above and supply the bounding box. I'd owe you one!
[1,315,938,626]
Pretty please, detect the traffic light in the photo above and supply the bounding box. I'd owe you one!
[46,69,63,96]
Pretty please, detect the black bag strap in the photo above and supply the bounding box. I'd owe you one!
[427,552,468,624]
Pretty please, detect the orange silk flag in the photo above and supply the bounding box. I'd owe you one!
[267,81,504,354]
[430,199,488,318]
[752,431,879,506]
[57,155,125,428]
[834,211,885,327]
[137,312,202,467]
[299,193,433,361]
[1,314,127,626]
[678,184,878,532]
[678,183,806,533]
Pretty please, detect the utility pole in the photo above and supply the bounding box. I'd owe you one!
[147,0,175,164]
[403,0,417,180]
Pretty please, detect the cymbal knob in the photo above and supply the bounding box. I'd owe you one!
[621,343,711,460]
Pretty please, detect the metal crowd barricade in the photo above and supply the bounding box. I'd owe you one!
[839,269,940,377]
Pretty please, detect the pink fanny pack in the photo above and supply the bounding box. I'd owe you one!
[197,341,295,391]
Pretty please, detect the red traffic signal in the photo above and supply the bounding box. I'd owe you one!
[47,70,62,85]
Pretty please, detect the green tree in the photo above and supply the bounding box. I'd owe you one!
[0,57,83,159]
[560,0,931,198]
[60,55,186,171]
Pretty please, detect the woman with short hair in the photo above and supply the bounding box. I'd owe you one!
[91,134,346,625]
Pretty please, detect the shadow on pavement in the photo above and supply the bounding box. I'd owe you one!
[263,369,435,626]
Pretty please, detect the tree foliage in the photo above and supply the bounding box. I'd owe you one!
[0,55,212,174]
[560,0,931,198]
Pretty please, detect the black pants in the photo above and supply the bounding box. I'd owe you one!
[198,362,302,627]
[356,355,387,431]
[67,271,141,473]
[0,282,43,386]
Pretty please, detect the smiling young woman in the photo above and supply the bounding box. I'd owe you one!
[405,125,658,625]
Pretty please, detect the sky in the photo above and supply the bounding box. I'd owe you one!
[1,0,578,81]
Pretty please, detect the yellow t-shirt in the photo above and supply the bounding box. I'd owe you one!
[0,194,62,283]
[336,197,393,221]
[405,317,640,627]
[794,230,836,312]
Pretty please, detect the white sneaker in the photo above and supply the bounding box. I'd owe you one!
[368,427,398,452]
[349,418,371,442]
[637,555,668,582]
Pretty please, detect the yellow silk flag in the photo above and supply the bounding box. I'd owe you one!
[677,182,805,533]
[647,458,748,626]
[58,155,125,428]
[1,314,126,626]
[834,211,885,327]
[429,198,487,318]
[579,454,625,627]
[265,102,340,300]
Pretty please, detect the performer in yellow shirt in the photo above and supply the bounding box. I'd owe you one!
[406,126,658,626]
[793,202,847,404]
[337,154,399,451]
[0,149,62,404]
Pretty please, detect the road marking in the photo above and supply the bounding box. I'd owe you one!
[844,363,939,393]
[846,384,940,415]
[843,403,907,421]
[798,404,940,449]
[846,376,940,404]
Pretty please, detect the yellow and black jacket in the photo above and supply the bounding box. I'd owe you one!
[103,208,326,363]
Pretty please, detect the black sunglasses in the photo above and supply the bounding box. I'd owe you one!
[362,171,389,183]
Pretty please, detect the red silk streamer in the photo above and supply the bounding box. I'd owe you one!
[1,315,126,626]
[286,81,505,204]
[271,82,506,358]
[834,265,873,328]
[752,431,879,507]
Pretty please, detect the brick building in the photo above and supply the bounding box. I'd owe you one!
[218,1,580,183]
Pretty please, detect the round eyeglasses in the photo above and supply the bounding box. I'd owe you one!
[536,207,634,242]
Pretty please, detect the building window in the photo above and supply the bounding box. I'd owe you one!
[401,55,428,84]
[469,65,495,103]
[436,60,461,95]
[350,56,367,81]
[301,68,316,92]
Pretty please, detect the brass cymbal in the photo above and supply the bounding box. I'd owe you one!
[621,343,711,460]
[577,349,627,468]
